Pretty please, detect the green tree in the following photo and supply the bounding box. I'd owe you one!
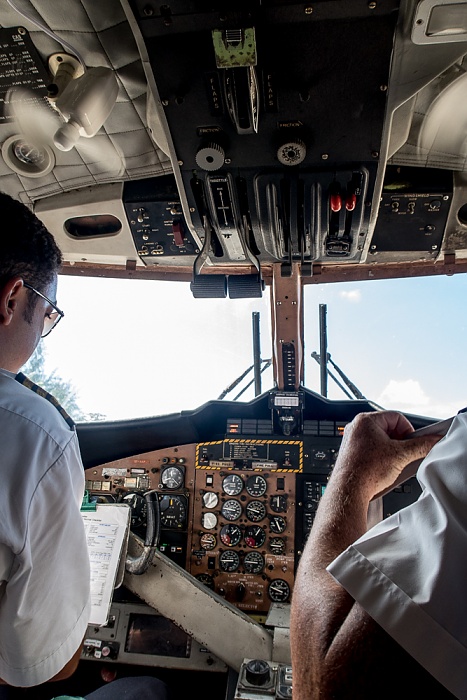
[22,343,105,422]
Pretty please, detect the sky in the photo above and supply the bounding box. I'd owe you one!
[39,271,467,422]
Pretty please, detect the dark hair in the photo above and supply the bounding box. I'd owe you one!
[0,192,62,319]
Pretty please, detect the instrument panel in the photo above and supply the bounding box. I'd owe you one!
[84,432,342,617]
[83,422,421,626]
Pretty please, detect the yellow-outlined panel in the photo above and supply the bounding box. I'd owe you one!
[195,439,303,472]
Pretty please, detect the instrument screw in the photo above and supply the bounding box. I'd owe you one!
[321,153,329,160]
[305,6,313,14]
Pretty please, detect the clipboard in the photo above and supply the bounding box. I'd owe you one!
[81,503,131,626]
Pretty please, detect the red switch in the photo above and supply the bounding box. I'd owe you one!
[172,220,184,246]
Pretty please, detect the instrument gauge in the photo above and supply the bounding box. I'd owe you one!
[270,495,287,513]
[159,495,186,529]
[246,500,267,522]
[219,550,240,572]
[13,140,47,166]
[269,537,286,555]
[269,515,287,534]
[246,475,267,497]
[222,474,244,496]
[244,551,264,574]
[196,573,215,590]
[221,499,242,521]
[161,465,184,489]
[202,492,219,509]
[200,532,217,551]
[220,524,242,547]
[123,492,147,528]
[244,525,266,548]
[202,512,218,530]
[268,579,290,603]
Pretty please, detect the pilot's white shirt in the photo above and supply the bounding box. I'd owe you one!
[328,411,467,699]
[0,368,91,687]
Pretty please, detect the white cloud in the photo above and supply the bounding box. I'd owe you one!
[339,289,361,302]
[376,379,459,419]
[378,379,429,408]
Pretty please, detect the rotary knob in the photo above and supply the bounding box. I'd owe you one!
[245,659,271,686]
[195,142,225,171]
[277,138,306,166]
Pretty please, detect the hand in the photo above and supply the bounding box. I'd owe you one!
[333,411,441,500]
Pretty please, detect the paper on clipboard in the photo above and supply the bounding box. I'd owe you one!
[81,504,130,626]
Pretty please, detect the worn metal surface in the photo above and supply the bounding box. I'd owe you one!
[124,534,273,671]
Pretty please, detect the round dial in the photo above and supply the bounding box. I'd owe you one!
[123,492,147,528]
[244,551,264,574]
[220,524,242,547]
[268,579,290,603]
[244,525,266,549]
[200,532,217,550]
[246,500,267,522]
[269,537,286,555]
[159,495,186,528]
[219,550,240,572]
[161,465,184,489]
[202,492,219,509]
[270,495,287,513]
[13,140,47,166]
[246,475,267,497]
[221,499,242,521]
[222,474,244,496]
[269,515,287,534]
[202,512,218,530]
[196,573,214,590]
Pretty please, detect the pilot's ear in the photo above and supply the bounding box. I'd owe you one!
[0,277,24,326]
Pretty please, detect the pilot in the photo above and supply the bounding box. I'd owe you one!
[0,192,167,700]
[291,409,464,699]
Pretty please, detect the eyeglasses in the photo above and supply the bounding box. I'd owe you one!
[23,282,65,337]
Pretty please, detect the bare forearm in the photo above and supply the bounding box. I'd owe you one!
[291,465,371,698]
[290,412,440,700]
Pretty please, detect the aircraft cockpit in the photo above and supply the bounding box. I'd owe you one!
[0,0,466,697]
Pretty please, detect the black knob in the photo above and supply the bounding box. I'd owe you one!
[235,583,246,601]
[245,659,271,686]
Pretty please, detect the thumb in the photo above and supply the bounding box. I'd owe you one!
[372,435,441,501]
[401,433,441,463]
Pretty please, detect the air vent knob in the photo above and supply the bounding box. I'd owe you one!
[195,142,225,171]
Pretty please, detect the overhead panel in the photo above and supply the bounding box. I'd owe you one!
[127,0,399,282]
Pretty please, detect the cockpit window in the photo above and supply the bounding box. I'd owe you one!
[42,276,273,421]
[33,273,467,423]
[304,275,467,419]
